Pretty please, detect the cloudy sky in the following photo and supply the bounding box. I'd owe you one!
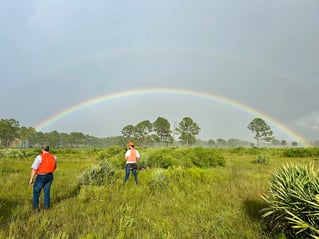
[1,0,318,144]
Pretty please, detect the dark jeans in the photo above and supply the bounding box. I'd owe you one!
[124,164,138,184]
[33,173,54,209]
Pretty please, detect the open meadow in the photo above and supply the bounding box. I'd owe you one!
[0,147,318,239]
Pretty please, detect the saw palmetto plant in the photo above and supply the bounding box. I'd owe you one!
[261,163,319,238]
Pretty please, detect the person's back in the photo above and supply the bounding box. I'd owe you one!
[124,142,140,184]
[29,146,57,209]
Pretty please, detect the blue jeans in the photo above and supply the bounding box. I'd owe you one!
[33,173,54,209]
[124,164,138,184]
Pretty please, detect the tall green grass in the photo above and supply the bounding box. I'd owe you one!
[0,147,318,238]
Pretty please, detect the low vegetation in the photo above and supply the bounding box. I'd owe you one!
[262,163,319,238]
[0,147,318,238]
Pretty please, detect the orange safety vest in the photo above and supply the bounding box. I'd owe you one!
[127,149,137,163]
[37,153,56,174]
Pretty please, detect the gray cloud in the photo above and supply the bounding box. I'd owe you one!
[1,0,318,143]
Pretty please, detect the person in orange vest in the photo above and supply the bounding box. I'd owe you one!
[29,146,57,209]
[124,141,140,185]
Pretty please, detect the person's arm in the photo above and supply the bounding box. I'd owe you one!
[125,150,130,160]
[54,156,57,170]
[29,155,41,185]
[29,169,37,185]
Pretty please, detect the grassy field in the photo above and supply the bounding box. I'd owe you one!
[0,147,318,239]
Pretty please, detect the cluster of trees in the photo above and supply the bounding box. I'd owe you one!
[0,118,119,148]
[121,116,200,147]
[0,118,39,148]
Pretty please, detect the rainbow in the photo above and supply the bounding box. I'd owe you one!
[35,88,310,147]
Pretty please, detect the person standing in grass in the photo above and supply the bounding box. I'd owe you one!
[124,141,140,185]
[29,146,57,209]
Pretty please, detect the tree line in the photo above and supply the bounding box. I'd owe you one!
[0,118,113,148]
[120,116,299,148]
[0,117,305,149]
[0,116,201,148]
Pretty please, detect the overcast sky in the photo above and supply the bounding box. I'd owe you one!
[1,0,318,144]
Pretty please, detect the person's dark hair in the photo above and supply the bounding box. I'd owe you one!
[43,146,50,152]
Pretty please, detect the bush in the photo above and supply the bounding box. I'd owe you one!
[141,147,225,169]
[148,168,170,192]
[261,163,319,238]
[282,147,319,158]
[0,149,38,159]
[229,147,262,155]
[142,148,192,169]
[252,155,270,164]
[96,146,125,161]
[192,147,225,168]
[79,160,119,186]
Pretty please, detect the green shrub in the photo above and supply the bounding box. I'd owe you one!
[192,147,225,168]
[96,146,125,161]
[142,148,174,168]
[102,153,125,169]
[253,155,270,164]
[79,160,119,186]
[166,167,208,185]
[169,148,195,168]
[0,149,38,159]
[261,163,319,238]
[141,147,225,169]
[229,147,262,155]
[148,168,170,192]
[282,147,319,158]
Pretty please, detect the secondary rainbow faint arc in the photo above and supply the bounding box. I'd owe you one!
[35,88,310,147]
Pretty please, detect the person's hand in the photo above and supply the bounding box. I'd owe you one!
[29,179,33,185]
